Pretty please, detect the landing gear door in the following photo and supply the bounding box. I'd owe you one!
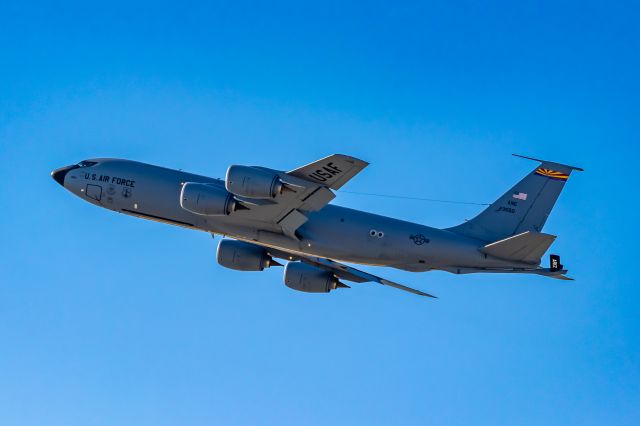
[85,184,102,202]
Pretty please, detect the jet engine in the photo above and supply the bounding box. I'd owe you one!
[217,240,281,271]
[225,165,285,199]
[180,182,241,216]
[283,262,348,293]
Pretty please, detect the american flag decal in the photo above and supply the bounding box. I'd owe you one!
[513,192,528,200]
[535,168,570,181]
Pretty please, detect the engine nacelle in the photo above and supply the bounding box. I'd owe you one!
[217,240,279,271]
[283,262,343,293]
[180,182,239,216]
[225,165,283,199]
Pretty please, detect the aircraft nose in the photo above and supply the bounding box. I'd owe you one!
[51,165,76,186]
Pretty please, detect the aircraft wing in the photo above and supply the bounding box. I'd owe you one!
[287,154,369,190]
[266,248,436,298]
[233,154,368,238]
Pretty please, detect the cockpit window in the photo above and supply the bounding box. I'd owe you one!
[77,161,98,168]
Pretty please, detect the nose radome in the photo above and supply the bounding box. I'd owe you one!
[51,165,76,186]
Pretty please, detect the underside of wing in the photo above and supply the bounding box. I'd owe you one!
[265,247,436,298]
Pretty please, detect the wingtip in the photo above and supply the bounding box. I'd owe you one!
[333,153,369,167]
[379,278,437,298]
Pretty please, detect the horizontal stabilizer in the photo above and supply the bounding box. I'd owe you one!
[531,267,574,280]
[481,231,556,264]
[512,154,584,171]
[550,274,574,281]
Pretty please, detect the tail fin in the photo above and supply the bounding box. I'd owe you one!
[447,154,583,242]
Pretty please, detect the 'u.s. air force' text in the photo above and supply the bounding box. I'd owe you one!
[85,173,135,187]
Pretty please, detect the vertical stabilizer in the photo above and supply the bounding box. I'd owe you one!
[447,155,583,242]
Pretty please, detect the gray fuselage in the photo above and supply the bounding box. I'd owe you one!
[53,158,531,273]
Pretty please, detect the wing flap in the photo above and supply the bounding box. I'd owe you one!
[298,186,336,212]
[277,209,308,239]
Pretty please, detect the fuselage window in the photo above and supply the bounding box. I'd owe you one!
[77,161,98,168]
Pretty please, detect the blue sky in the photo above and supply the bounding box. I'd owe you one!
[1,1,638,425]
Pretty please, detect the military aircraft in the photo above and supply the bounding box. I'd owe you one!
[51,154,582,297]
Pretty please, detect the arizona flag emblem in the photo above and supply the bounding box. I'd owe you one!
[535,168,570,181]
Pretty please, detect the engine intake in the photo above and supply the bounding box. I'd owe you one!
[180,182,239,216]
[283,262,346,293]
[225,165,283,199]
[217,240,281,271]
